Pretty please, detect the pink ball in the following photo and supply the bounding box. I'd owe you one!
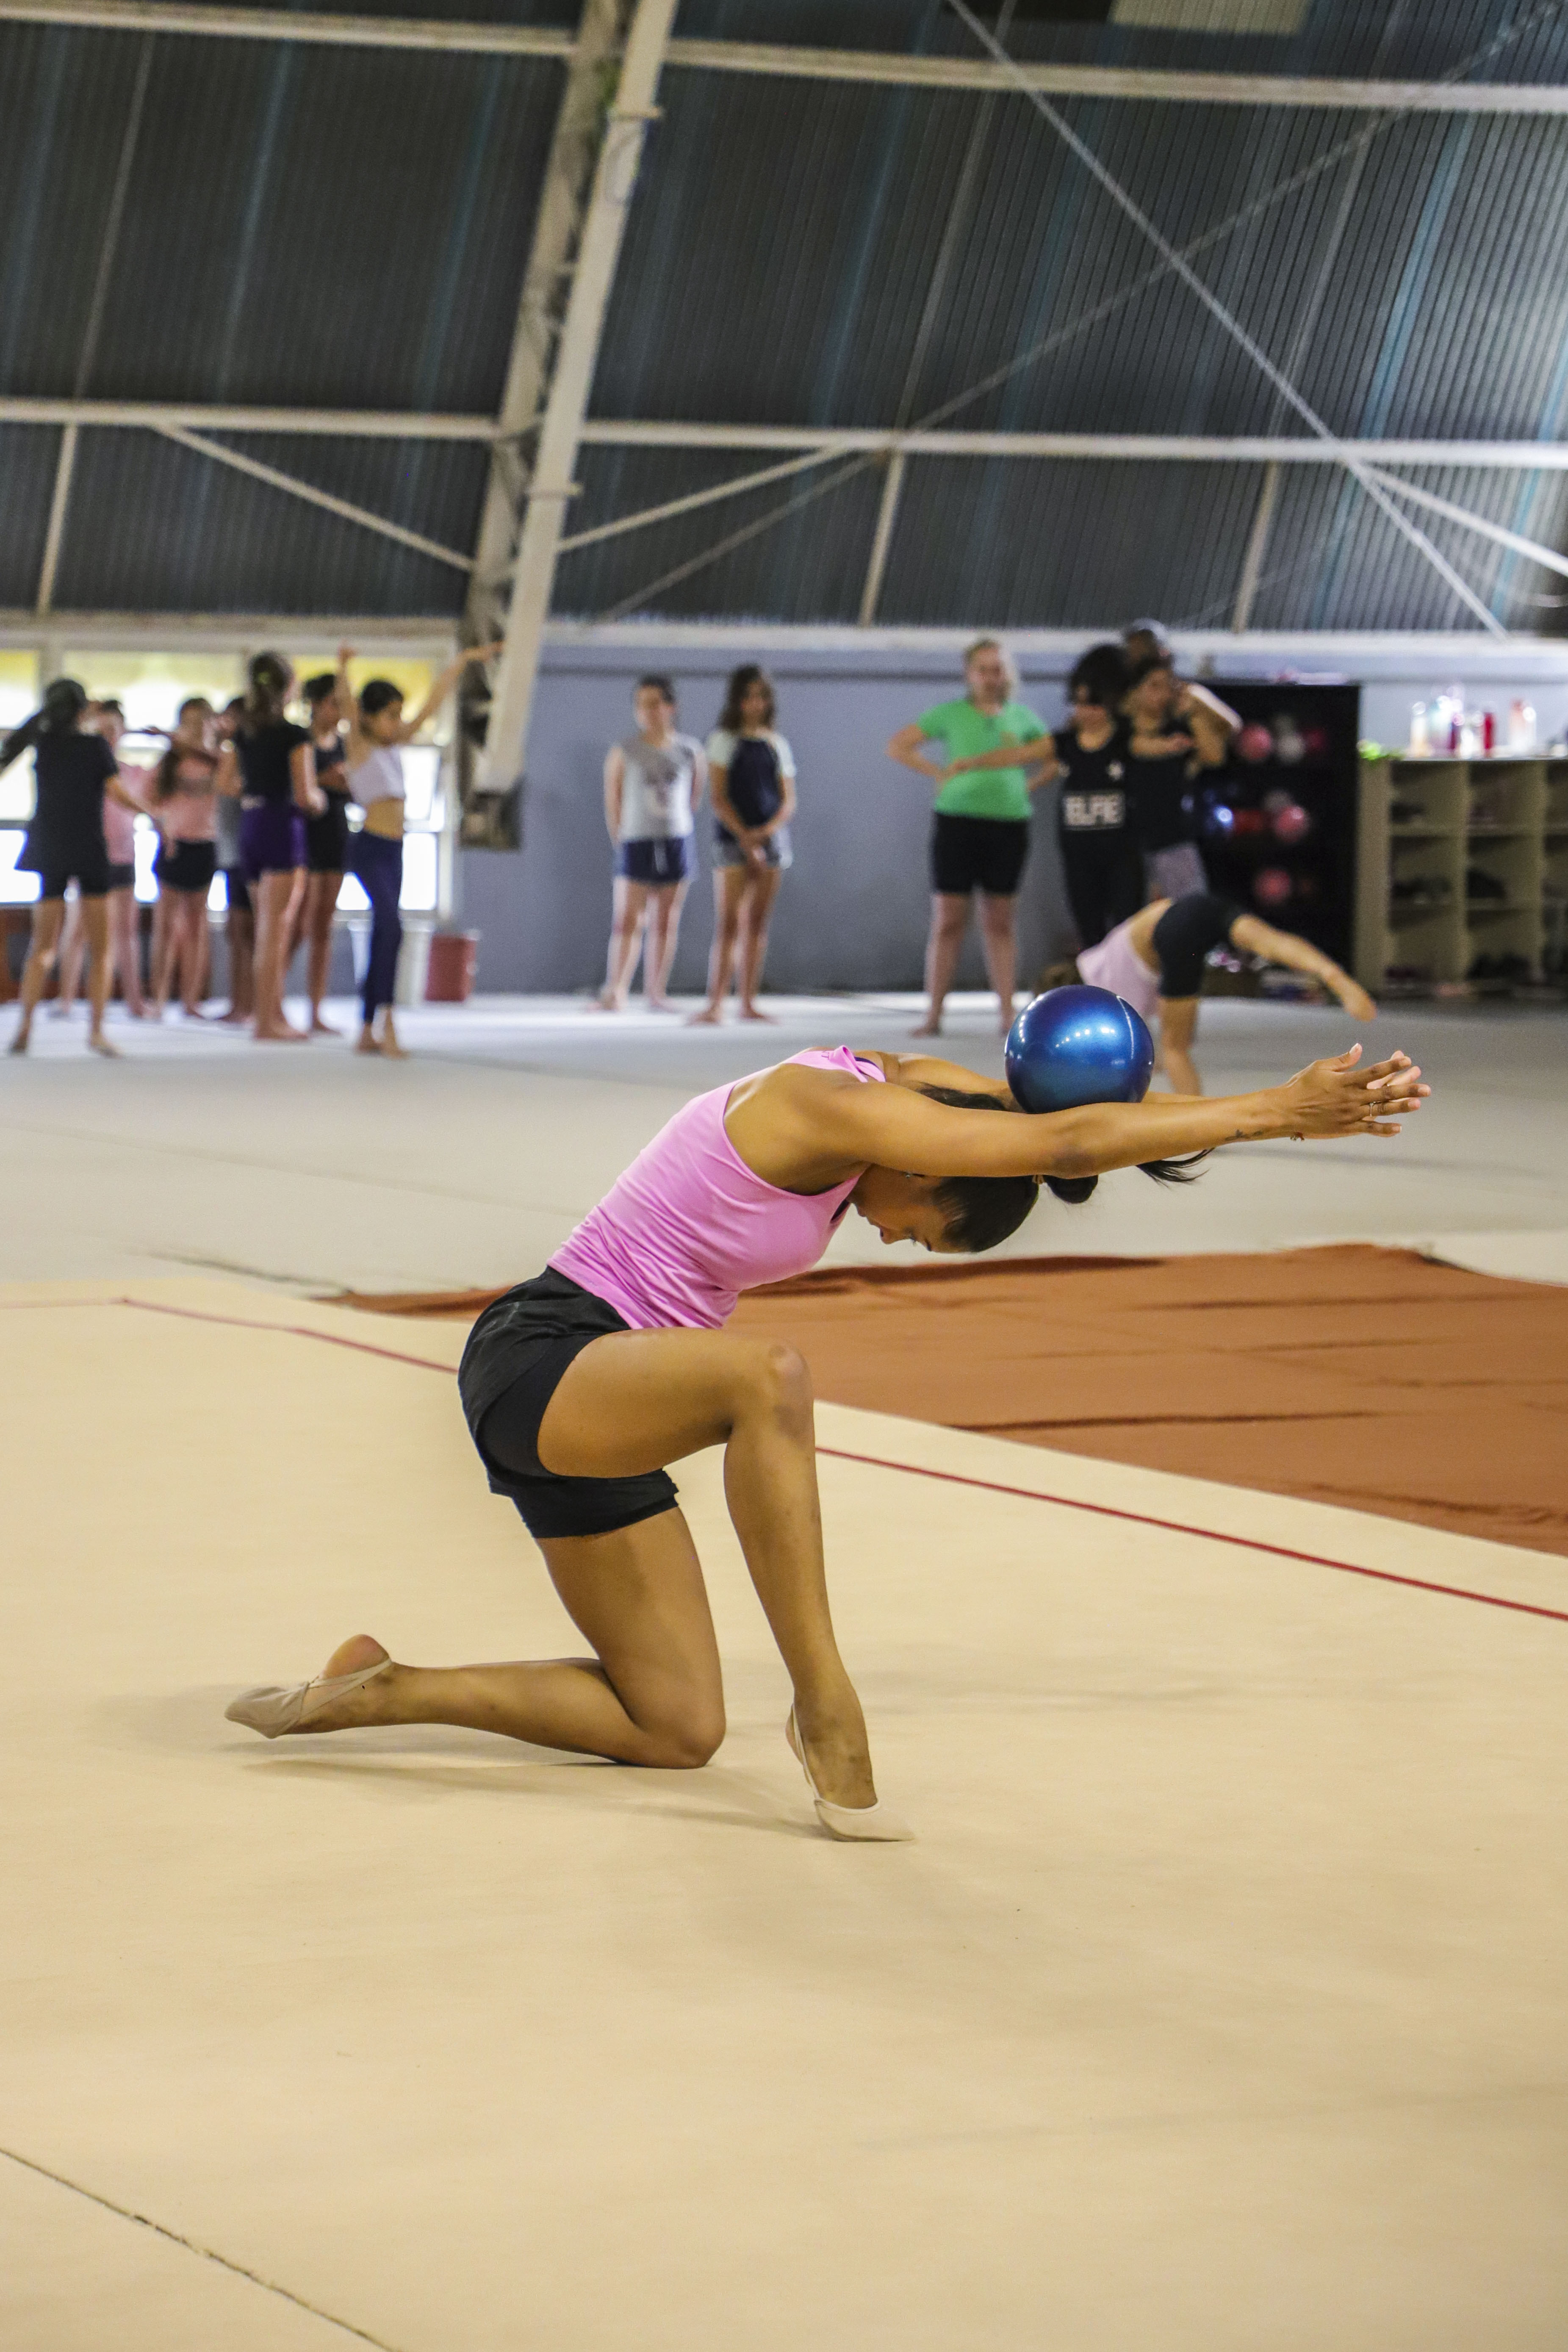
[1272,802,1313,844]
[1238,723,1274,764]
[1254,866,1293,909]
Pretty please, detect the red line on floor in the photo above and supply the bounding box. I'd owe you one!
[817,1447,1568,1625]
[12,1293,1560,1627]
[105,1294,457,1374]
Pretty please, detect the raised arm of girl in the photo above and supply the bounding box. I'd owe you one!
[394,641,504,744]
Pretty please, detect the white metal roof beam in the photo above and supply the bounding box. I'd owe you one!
[0,0,574,53]
[6,405,1568,469]
[578,425,1568,468]
[666,39,1568,114]
[0,4,1565,113]
[0,397,497,434]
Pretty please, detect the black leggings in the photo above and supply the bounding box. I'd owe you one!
[1059,832,1143,949]
[1150,892,1241,998]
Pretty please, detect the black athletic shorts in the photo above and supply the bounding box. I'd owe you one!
[1150,891,1241,998]
[224,867,251,915]
[162,839,217,895]
[30,850,111,901]
[930,812,1030,899]
[305,789,352,874]
[459,1270,679,1542]
[106,860,136,893]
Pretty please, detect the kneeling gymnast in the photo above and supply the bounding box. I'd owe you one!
[1044,891,1377,1096]
[227,1031,1424,1840]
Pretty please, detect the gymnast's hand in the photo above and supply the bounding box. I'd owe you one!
[1277,1046,1429,1139]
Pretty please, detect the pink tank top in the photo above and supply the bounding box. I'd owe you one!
[551,1046,886,1330]
[1077,916,1160,1022]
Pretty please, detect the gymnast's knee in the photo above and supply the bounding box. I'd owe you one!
[738,1339,812,1432]
[637,1695,726,1768]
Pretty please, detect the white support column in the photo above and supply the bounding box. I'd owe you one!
[36,426,78,616]
[464,0,626,644]
[858,453,907,628]
[481,0,678,793]
[1231,461,1280,632]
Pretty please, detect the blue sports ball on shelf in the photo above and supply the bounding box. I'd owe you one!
[1004,985,1155,1114]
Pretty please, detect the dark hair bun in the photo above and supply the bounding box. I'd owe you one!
[249,652,289,691]
[42,677,88,729]
[1044,1174,1098,1205]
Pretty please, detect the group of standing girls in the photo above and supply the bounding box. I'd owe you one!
[3,641,497,1056]
[889,628,1240,1037]
[597,664,797,1023]
[212,641,496,1051]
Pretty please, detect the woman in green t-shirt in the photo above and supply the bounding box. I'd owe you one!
[886,637,1049,1037]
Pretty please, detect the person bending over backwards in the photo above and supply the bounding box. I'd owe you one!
[227,1032,1426,1838]
[1043,890,1377,1097]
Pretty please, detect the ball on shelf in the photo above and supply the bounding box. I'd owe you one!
[1254,865,1294,908]
[1272,801,1312,844]
[1237,723,1274,764]
[1005,985,1155,1115]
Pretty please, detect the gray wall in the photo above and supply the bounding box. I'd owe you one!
[456,636,1568,996]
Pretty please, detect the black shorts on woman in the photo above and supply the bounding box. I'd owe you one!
[459,1272,678,1540]
[929,811,1030,898]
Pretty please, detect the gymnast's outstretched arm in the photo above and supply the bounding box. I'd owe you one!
[810,1049,1428,1180]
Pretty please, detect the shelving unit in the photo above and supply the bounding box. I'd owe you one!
[1354,756,1568,993]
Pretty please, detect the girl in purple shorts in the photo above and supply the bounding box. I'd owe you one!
[213,652,322,1042]
[227,1036,1427,1837]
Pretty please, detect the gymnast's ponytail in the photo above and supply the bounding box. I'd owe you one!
[244,651,293,729]
[1045,1155,1208,1206]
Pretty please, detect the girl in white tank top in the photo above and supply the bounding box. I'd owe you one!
[597,676,709,1014]
[336,637,501,1054]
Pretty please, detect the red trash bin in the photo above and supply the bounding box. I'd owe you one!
[425,929,479,1002]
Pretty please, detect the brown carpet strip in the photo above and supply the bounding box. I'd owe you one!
[340,1245,1568,1559]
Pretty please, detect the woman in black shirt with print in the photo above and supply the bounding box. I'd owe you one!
[1051,641,1143,948]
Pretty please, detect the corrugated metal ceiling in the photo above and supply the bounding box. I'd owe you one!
[4,0,1568,630]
